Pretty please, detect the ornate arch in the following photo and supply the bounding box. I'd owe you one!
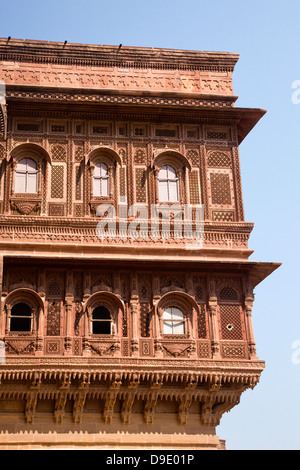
[155,291,199,338]
[156,291,199,317]
[3,288,44,335]
[5,288,44,310]
[10,143,52,165]
[152,150,191,171]
[87,146,122,167]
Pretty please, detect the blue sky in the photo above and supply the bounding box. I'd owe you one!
[1,0,300,450]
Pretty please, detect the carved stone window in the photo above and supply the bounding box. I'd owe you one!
[87,147,122,215]
[163,307,186,335]
[10,143,51,216]
[156,292,199,340]
[4,288,44,338]
[15,158,38,194]
[158,165,179,202]
[93,162,109,197]
[91,306,113,335]
[10,302,33,332]
[152,150,192,205]
[84,291,124,338]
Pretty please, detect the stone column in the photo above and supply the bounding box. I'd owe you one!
[130,300,139,357]
[177,168,185,204]
[0,255,4,337]
[65,271,74,355]
[82,272,92,357]
[154,168,159,204]
[36,269,46,355]
[64,300,73,356]
[244,280,258,360]
[152,274,163,357]
[37,161,42,195]
[35,306,44,356]
[5,306,10,335]
[82,308,91,357]
[108,165,114,200]
[208,277,221,359]
[130,273,139,357]
[245,299,258,359]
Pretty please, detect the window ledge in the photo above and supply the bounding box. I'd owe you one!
[162,334,190,340]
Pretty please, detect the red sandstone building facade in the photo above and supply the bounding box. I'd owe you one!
[0,39,279,450]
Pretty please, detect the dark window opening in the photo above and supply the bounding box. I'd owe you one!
[10,303,32,332]
[92,306,112,334]
[17,123,40,132]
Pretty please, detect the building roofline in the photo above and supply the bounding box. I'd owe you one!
[0,37,240,72]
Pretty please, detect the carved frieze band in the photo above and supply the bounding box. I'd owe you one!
[6,89,235,109]
[0,65,234,96]
[0,218,252,249]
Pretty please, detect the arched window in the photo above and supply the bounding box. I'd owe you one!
[91,306,113,334]
[158,165,179,202]
[93,162,109,197]
[163,307,185,335]
[15,158,38,194]
[10,303,33,332]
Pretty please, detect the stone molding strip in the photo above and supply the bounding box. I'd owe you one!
[6,87,237,109]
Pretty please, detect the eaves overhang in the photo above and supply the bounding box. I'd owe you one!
[3,254,281,290]
[6,84,266,145]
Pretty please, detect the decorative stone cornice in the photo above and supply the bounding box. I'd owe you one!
[0,358,265,391]
[0,215,254,258]
[0,357,264,426]
[6,87,237,109]
[0,38,240,72]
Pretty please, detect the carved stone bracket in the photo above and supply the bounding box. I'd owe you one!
[25,392,38,424]
[73,392,87,424]
[144,392,158,425]
[103,391,117,424]
[178,393,193,425]
[54,392,68,424]
[121,392,136,424]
